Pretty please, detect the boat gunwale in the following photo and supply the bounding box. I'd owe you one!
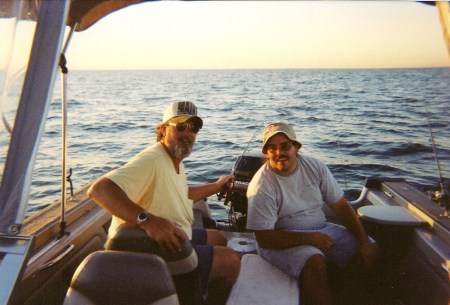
[21,184,110,251]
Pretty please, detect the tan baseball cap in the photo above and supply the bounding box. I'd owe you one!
[262,122,302,153]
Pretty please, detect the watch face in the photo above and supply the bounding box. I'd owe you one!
[137,212,148,225]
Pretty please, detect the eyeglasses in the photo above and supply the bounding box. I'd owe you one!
[266,141,294,153]
[168,122,201,134]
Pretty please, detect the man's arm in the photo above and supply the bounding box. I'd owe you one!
[329,197,379,267]
[254,230,336,252]
[188,175,233,202]
[88,177,143,224]
[88,177,187,252]
[330,198,369,244]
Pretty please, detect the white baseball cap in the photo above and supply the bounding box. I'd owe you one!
[163,101,203,127]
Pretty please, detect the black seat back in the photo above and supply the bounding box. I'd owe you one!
[105,224,203,305]
[64,251,179,305]
[105,224,198,275]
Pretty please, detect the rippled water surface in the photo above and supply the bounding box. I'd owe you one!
[18,68,450,216]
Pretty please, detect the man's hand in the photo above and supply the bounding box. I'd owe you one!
[216,175,234,189]
[358,241,379,268]
[309,232,336,252]
[140,214,188,252]
[188,175,235,202]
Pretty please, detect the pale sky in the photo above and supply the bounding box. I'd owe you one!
[3,1,450,70]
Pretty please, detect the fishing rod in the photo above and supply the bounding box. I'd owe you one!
[241,129,259,159]
[336,139,349,192]
[425,106,449,217]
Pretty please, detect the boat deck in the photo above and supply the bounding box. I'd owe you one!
[12,180,450,305]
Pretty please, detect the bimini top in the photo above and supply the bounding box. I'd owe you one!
[0,0,148,31]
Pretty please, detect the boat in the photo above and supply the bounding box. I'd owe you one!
[0,1,449,304]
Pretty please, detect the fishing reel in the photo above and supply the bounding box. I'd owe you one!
[217,153,266,231]
[430,178,450,218]
[217,181,248,232]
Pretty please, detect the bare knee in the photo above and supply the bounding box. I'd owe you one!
[302,254,328,281]
[206,229,228,246]
[210,246,240,286]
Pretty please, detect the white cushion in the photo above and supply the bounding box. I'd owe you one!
[226,254,299,305]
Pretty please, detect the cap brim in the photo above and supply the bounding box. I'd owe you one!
[169,115,203,128]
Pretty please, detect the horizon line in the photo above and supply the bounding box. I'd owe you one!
[68,66,450,72]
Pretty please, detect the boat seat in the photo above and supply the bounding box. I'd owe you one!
[63,250,179,305]
[105,223,198,275]
[105,223,203,305]
[226,254,300,305]
[192,208,205,229]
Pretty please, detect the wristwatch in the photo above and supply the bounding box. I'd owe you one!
[136,211,149,227]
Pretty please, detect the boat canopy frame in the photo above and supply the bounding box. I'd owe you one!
[0,0,69,234]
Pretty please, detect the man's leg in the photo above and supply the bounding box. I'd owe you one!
[205,228,240,304]
[207,246,240,305]
[206,228,227,246]
[301,254,334,305]
[193,229,240,304]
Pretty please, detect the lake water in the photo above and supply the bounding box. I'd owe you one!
[7,68,450,217]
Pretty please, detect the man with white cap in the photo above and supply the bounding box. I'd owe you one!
[89,101,240,304]
[246,122,378,305]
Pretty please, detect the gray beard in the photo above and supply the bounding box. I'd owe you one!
[170,143,192,160]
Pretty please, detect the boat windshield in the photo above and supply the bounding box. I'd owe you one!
[0,1,37,181]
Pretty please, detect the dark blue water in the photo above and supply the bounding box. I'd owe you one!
[26,68,450,216]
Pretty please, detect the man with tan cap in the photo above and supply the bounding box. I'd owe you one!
[246,122,378,305]
[89,101,240,304]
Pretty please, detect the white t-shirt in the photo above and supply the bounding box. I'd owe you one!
[105,142,194,239]
[246,154,343,231]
